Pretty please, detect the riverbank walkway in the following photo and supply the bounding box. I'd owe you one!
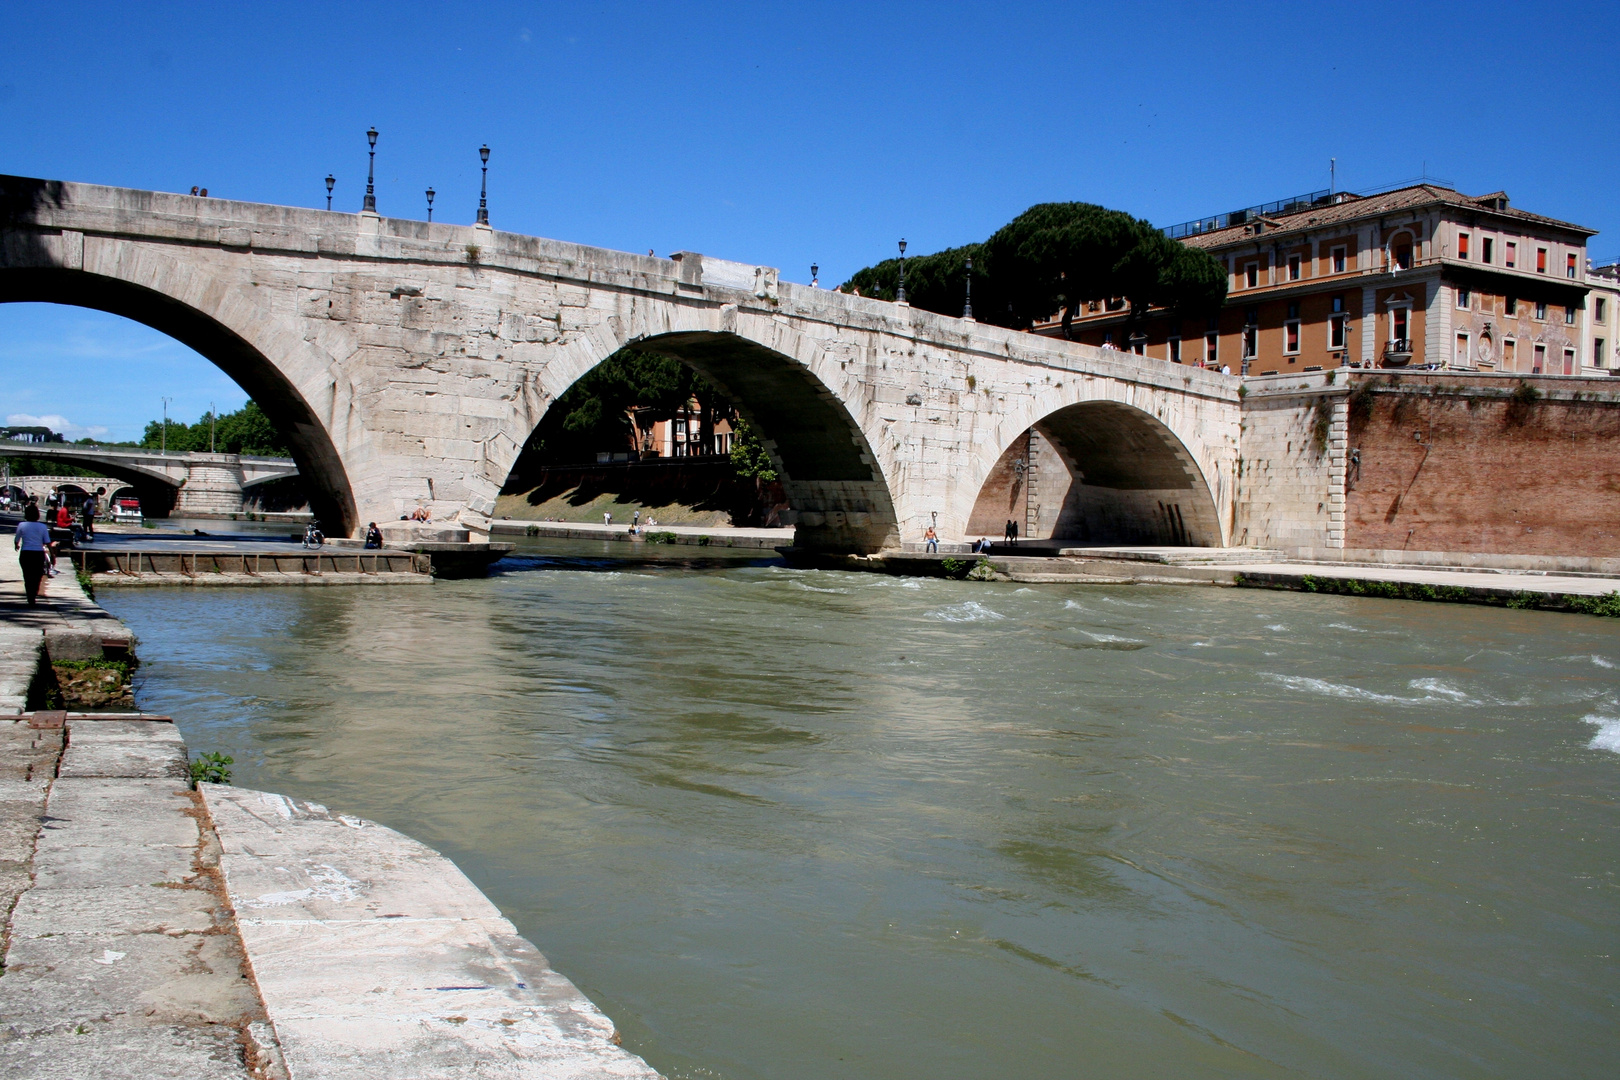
[492,519,791,549]
[0,547,663,1078]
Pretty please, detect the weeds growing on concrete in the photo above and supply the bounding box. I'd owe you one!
[1242,574,1620,618]
[646,531,678,544]
[188,752,233,788]
[75,567,95,599]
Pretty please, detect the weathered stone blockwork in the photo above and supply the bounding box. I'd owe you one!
[1233,373,1348,551]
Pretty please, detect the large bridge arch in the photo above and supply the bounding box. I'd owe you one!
[500,305,901,552]
[962,388,1228,547]
[1,181,357,532]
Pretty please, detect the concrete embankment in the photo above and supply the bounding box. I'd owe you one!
[492,519,792,549]
[787,545,1620,614]
[1,547,662,1078]
[68,548,433,588]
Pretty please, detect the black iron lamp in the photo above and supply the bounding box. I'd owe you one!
[964,254,974,319]
[363,128,378,212]
[426,187,435,222]
[476,144,490,226]
[811,263,819,288]
[325,174,335,211]
[896,239,908,303]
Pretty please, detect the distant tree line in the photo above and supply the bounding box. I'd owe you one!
[840,202,1228,340]
[139,401,288,456]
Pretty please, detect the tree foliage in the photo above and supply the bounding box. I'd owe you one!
[840,201,1227,338]
[728,417,777,482]
[139,401,288,456]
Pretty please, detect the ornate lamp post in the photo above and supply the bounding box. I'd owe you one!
[325,174,335,211]
[362,128,378,212]
[476,145,490,226]
[963,254,974,319]
[896,239,908,303]
[426,187,435,222]
[811,263,819,288]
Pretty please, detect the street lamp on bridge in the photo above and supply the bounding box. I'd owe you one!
[363,127,378,213]
[896,239,908,304]
[476,145,490,226]
[963,254,974,320]
[325,174,334,211]
[811,263,819,288]
[426,187,435,222]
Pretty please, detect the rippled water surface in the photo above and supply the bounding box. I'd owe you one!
[102,543,1620,1079]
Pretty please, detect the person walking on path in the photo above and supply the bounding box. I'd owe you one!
[632,509,640,529]
[1004,519,1018,547]
[13,504,52,605]
[924,525,939,553]
[603,511,612,528]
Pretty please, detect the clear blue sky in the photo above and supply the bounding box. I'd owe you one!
[4,0,1617,441]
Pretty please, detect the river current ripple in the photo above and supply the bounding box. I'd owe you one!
[102,544,1620,1080]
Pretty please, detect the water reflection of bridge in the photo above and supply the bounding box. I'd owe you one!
[0,442,299,516]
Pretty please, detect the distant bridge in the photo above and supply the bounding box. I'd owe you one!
[0,442,298,516]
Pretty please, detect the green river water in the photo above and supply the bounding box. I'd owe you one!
[100,542,1619,1079]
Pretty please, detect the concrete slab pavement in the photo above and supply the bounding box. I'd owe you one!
[204,785,662,1079]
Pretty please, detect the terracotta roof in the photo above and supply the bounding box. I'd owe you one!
[1179,185,1595,250]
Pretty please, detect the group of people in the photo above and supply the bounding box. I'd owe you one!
[12,503,60,605]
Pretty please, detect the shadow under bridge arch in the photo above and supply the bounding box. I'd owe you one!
[633,331,897,552]
[968,401,1221,547]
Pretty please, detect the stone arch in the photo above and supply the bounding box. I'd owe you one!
[0,268,358,534]
[966,398,1223,547]
[503,314,899,552]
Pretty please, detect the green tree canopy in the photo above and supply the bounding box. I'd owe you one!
[840,202,1227,338]
[139,401,289,456]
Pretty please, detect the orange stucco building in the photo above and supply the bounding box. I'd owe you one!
[1050,184,1599,375]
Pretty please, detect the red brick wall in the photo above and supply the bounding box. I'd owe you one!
[1344,374,1620,556]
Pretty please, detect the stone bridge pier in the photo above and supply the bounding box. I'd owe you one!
[2,176,1266,551]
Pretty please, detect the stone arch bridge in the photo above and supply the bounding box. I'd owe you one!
[0,442,297,516]
[1,176,1340,552]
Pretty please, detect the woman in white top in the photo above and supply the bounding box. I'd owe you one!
[13,504,52,605]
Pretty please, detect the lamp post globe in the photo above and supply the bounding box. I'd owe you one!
[362,128,378,212]
[324,174,335,211]
[811,263,819,288]
[426,188,435,222]
[476,144,490,226]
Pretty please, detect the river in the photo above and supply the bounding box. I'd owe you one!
[99,542,1619,1079]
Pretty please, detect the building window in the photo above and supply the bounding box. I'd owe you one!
[1564,347,1576,374]
[1535,301,1547,321]
[1330,245,1346,274]
[1568,253,1579,279]
[1455,332,1470,366]
[1482,237,1494,264]
[1244,262,1259,289]
[1596,337,1608,368]
[1537,247,1548,273]
[1533,343,1546,373]
[1330,314,1346,349]
[1288,254,1301,281]
[1242,326,1257,359]
[1456,288,1471,310]
[1392,307,1409,343]
[1285,321,1300,354]
[1168,337,1181,363]
[1506,241,1517,268]
[1458,232,1470,259]
[1565,305,1577,326]
[1504,338,1516,367]
[1130,336,1145,356]
[1598,298,1608,323]
[1204,332,1218,366]
[1504,295,1517,318]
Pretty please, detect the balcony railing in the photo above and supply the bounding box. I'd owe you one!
[1383,339,1414,364]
